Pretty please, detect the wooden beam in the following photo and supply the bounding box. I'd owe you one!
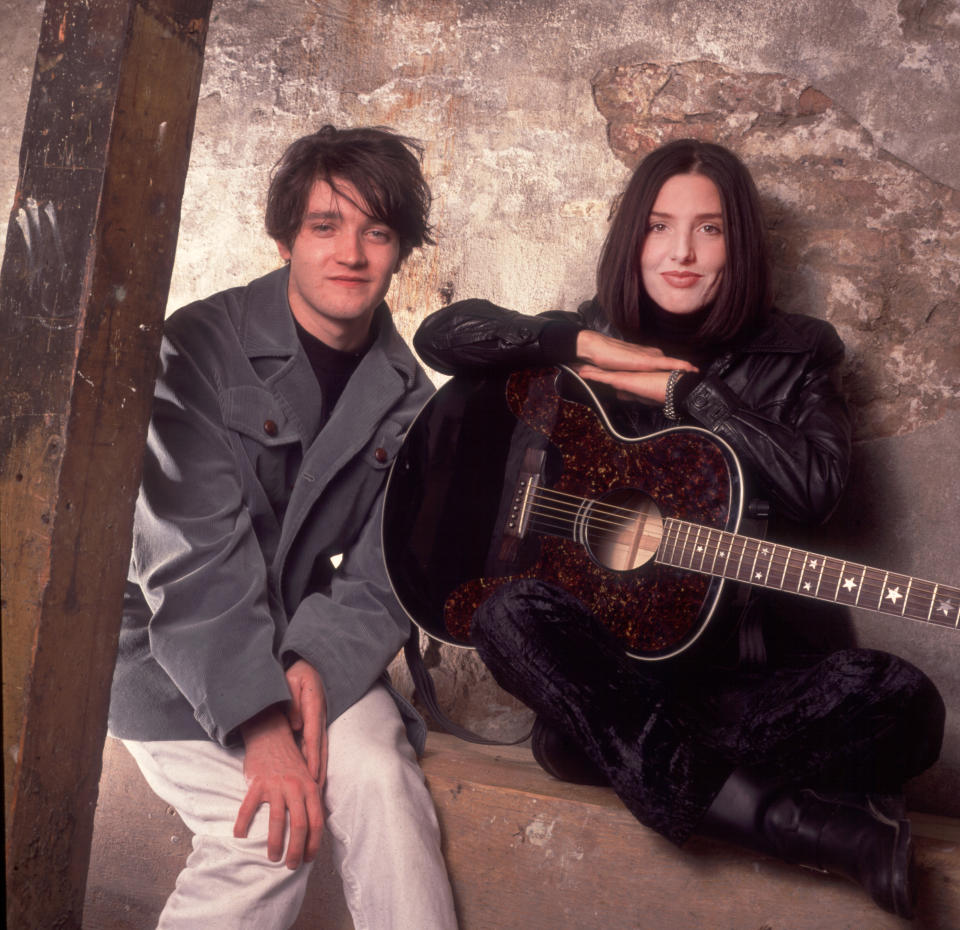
[0,1,212,925]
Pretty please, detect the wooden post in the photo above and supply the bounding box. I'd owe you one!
[0,1,212,925]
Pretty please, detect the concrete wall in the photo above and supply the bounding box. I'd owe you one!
[2,0,957,810]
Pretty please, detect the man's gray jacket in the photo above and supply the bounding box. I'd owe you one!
[108,266,433,751]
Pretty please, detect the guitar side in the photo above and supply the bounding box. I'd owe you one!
[383,366,745,661]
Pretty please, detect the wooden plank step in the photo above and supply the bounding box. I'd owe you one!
[84,733,960,930]
[423,735,959,930]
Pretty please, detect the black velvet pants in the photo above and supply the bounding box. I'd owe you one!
[472,579,945,845]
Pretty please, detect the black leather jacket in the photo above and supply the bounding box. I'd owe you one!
[414,298,852,528]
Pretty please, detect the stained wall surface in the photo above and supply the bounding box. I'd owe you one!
[2,0,957,809]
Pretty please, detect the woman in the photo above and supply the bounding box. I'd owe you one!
[413,139,944,917]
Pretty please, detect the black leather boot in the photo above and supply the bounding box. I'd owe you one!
[698,768,915,917]
[530,717,609,786]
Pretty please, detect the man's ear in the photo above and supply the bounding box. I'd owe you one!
[277,239,292,263]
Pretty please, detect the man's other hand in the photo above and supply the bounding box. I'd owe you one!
[234,700,326,869]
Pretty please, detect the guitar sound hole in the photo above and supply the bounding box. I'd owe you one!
[582,489,662,572]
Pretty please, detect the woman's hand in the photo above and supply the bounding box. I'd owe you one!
[572,330,696,404]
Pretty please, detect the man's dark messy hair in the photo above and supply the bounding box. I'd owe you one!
[265,125,434,262]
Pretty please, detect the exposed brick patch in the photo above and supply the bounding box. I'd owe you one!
[898,0,960,42]
[592,60,960,439]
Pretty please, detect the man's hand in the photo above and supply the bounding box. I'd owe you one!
[234,661,328,869]
[285,659,328,782]
[572,330,696,405]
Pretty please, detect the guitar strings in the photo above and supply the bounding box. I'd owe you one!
[525,487,915,589]
[516,485,957,622]
[517,488,958,622]
[522,486,662,561]
[659,524,951,619]
[524,486,651,535]
[528,485,649,524]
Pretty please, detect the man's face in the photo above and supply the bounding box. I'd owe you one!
[278,177,402,351]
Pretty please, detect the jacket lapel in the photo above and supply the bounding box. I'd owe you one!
[240,266,326,445]
[287,309,412,505]
[274,304,423,580]
[302,334,406,480]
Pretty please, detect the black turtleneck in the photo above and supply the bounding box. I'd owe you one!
[293,317,373,427]
[645,301,717,368]
[642,302,719,411]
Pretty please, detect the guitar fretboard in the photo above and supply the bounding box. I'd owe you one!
[658,519,960,629]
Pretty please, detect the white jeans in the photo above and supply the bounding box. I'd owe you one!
[124,684,457,930]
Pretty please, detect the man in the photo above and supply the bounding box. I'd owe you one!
[108,125,458,929]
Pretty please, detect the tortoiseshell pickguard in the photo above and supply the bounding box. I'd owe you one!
[442,368,734,658]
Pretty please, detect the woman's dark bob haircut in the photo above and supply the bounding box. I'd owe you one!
[265,125,434,262]
[596,138,772,344]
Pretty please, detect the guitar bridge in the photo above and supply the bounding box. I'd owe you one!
[498,448,544,559]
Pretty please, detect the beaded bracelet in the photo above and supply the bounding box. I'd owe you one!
[663,369,684,420]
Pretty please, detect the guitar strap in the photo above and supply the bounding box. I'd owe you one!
[403,635,533,746]
[736,594,768,667]
[734,504,770,667]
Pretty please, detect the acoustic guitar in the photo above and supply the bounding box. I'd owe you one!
[382,366,959,661]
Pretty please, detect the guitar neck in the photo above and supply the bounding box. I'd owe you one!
[658,519,960,629]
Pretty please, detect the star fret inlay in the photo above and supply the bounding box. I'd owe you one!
[885,586,903,605]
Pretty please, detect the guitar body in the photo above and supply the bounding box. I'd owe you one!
[383,366,746,661]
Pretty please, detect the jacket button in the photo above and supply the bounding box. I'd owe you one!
[263,419,278,436]
[374,447,388,463]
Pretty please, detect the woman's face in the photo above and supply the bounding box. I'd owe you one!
[640,172,727,315]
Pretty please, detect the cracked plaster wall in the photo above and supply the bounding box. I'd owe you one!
[2,0,958,810]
